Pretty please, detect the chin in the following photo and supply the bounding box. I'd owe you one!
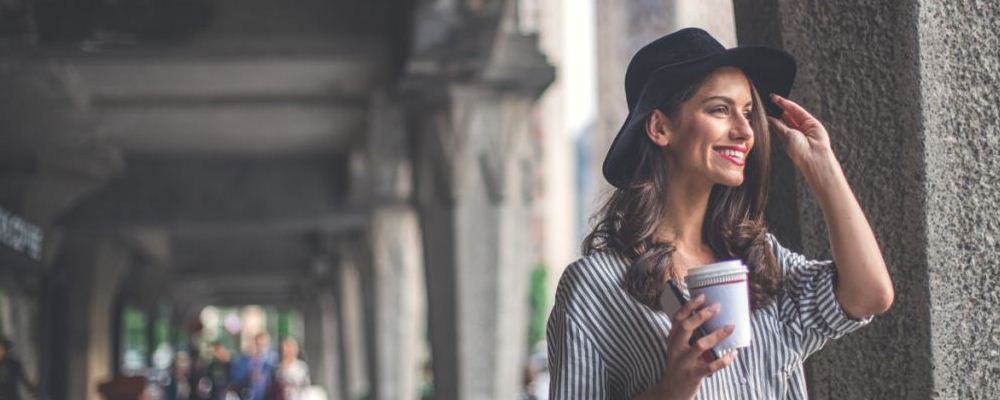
[716,176,745,187]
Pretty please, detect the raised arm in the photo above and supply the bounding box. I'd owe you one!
[767,94,894,319]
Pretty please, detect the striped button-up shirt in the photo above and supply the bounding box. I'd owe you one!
[547,235,872,399]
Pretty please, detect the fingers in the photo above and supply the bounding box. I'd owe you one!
[767,116,792,138]
[668,294,707,346]
[681,303,720,334]
[770,94,816,128]
[670,301,720,348]
[671,294,706,325]
[691,324,735,356]
[704,350,739,375]
[768,115,807,151]
[782,111,801,130]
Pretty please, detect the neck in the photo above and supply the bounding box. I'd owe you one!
[656,170,713,251]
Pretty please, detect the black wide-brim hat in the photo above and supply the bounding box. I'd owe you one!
[602,27,796,189]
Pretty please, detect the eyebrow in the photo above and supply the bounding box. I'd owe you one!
[700,96,753,107]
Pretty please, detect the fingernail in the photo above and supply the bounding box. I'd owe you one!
[725,324,735,333]
[770,93,781,101]
[695,294,706,302]
[710,303,721,313]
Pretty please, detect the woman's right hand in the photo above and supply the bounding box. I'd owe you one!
[639,294,740,400]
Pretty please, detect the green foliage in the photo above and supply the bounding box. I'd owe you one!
[527,264,549,351]
[154,316,171,346]
[121,307,149,368]
[278,310,289,342]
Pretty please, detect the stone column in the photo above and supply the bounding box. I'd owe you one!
[411,83,542,400]
[405,2,552,398]
[413,99,460,399]
[59,234,134,400]
[919,2,1000,397]
[317,290,341,399]
[1,61,125,400]
[351,94,426,400]
[0,285,41,396]
[734,0,1000,398]
[302,286,341,400]
[335,246,369,400]
[366,207,425,400]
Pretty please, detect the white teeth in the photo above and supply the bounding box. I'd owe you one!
[717,149,744,160]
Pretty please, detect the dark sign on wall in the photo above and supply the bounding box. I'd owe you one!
[0,206,43,260]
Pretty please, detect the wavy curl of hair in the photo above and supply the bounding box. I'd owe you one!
[584,70,782,310]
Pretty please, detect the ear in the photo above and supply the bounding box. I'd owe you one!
[645,109,672,147]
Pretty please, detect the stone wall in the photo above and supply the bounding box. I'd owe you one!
[919,1,1000,397]
[735,0,1000,398]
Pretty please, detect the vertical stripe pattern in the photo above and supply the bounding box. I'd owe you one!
[547,235,873,399]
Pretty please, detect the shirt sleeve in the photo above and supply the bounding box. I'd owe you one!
[547,267,610,399]
[771,235,873,349]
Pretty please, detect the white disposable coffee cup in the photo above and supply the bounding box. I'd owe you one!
[684,259,752,353]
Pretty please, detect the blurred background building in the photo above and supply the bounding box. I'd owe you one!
[1,0,998,399]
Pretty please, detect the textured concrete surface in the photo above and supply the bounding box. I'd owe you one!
[736,0,1000,398]
[738,1,933,398]
[919,0,1000,397]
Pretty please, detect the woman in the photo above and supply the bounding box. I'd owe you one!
[274,337,310,400]
[547,28,894,399]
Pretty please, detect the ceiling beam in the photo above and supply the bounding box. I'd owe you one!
[59,156,363,233]
[96,103,364,155]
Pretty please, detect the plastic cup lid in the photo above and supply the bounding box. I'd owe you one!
[687,259,747,277]
[684,260,750,285]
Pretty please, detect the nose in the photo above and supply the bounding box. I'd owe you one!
[731,112,754,141]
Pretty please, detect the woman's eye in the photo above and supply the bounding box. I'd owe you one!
[743,111,753,119]
[711,106,729,115]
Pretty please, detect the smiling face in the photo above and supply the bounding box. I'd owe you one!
[647,66,758,188]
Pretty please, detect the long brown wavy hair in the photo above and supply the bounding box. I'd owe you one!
[584,70,781,310]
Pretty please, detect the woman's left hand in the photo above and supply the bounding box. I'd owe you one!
[766,94,835,172]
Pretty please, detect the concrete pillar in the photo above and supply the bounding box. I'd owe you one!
[919,3,1000,396]
[302,303,322,380]
[412,83,539,400]
[367,207,425,400]
[534,0,590,302]
[350,94,426,400]
[61,235,134,400]
[414,120,459,400]
[404,2,553,398]
[734,0,1000,398]
[303,288,341,400]
[336,249,369,400]
[403,2,553,398]
[317,290,340,399]
[0,283,41,399]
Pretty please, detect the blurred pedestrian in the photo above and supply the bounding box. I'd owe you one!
[164,351,193,400]
[274,338,309,400]
[194,342,231,400]
[230,333,276,400]
[0,337,38,400]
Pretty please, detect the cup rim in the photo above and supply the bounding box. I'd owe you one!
[685,259,748,289]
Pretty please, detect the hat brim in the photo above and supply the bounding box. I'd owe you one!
[602,46,796,189]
